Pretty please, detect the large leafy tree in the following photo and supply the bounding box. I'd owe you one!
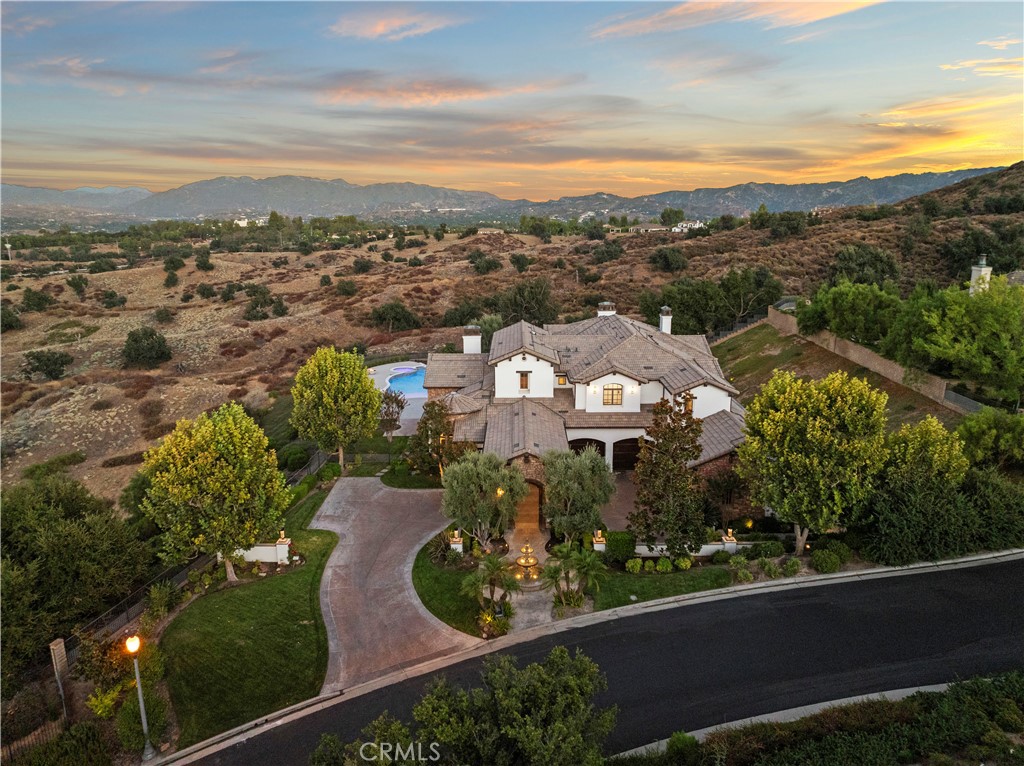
[379,389,406,446]
[1,474,150,688]
[826,243,900,288]
[956,407,1024,470]
[628,396,706,558]
[440,452,527,551]
[142,402,289,581]
[541,448,613,547]
[797,280,902,344]
[718,266,783,323]
[406,400,470,477]
[737,370,889,554]
[917,277,1024,408]
[316,647,616,766]
[290,346,383,468]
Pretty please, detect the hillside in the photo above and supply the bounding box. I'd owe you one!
[1,163,1021,502]
[0,166,1002,229]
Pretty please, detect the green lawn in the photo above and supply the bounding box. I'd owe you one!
[345,459,389,477]
[161,489,334,747]
[411,546,481,637]
[260,394,298,449]
[713,324,961,430]
[349,433,409,456]
[593,566,733,610]
[380,461,442,489]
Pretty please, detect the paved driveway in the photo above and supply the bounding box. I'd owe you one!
[310,478,481,693]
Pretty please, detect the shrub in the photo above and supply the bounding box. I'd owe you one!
[88,258,117,273]
[711,550,732,565]
[471,255,502,274]
[760,558,782,579]
[180,292,193,303]
[747,540,786,559]
[243,302,269,321]
[820,539,853,564]
[271,296,288,317]
[320,274,331,286]
[86,684,124,719]
[643,559,656,573]
[25,350,73,380]
[371,300,421,332]
[736,569,754,583]
[21,287,56,312]
[153,307,174,324]
[196,283,216,299]
[146,580,179,618]
[122,327,172,368]
[605,531,636,565]
[783,557,801,577]
[115,687,167,753]
[666,731,701,765]
[163,271,179,288]
[728,554,749,571]
[21,450,87,480]
[510,253,532,272]
[810,549,841,574]
[19,722,111,766]
[195,250,214,271]
[656,557,673,573]
[278,443,311,471]
[101,290,126,308]
[674,557,692,571]
[335,279,358,296]
[353,257,373,274]
[407,256,424,267]
[648,246,686,272]
[625,558,642,574]
[1,305,23,331]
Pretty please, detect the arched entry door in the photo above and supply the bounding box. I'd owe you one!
[514,481,544,531]
[569,439,606,457]
[612,438,641,471]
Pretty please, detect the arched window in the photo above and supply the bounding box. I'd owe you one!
[602,383,623,406]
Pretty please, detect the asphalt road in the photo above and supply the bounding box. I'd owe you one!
[193,561,1024,765]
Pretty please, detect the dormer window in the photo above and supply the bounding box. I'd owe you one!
[602,383,623,406]
[519,371,530,391]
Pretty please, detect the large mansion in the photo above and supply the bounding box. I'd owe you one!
[424,303,746,507]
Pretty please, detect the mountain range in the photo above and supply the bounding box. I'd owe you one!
[0,167,1003,229]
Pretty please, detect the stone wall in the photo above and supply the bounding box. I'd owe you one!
[766,307,957,409]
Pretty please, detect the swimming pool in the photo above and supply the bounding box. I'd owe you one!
[387,367,427,397]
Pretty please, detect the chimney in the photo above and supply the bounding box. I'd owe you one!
[462,325,481,354]
[970,255,992,296]
[597,301,616,317]
[659,306,672,334]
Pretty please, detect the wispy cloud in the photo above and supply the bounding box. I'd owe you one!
[329,7,465,41]
[591,1,882,39]
[317,72,581,107]
[2,13,55,35]
[978,36,1022,51]
[197,50,262,75]
[940,57,1023,78]
[654,47,782,86]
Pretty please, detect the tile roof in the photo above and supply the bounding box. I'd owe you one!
[693,409,746,466]
[482,399,569,460]
[487,320,560,365]
[440,391,485,415]
[424,353,486,389]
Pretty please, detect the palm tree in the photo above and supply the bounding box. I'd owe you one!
[539,562,568,606]
[480,553,520,605]
[460,569,486,609]
[570,548,608,595]
[547,543,575,594]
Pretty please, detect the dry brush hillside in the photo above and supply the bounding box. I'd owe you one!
[2,163,1021,501]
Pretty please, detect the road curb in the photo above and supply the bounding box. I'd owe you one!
[616,683,952,757]
[157,549,1024,764]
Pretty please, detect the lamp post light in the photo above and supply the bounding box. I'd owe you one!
[125,635,156,761]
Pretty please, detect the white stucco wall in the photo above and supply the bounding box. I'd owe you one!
[639,381,666,404]
[691,384,731,418]
[494,354,555,398]
[583,373,642,413]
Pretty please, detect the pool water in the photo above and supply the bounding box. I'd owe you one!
[387,367,427,397]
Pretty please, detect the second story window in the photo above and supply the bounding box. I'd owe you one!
[557,375,567,386]
[603,383,623,406]
[519,371,530,390]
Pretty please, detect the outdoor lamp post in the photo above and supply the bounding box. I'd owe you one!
[125,635,156,761]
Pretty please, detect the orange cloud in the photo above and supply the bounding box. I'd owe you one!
[329,8,464,41]
[978,37,1022,51]
[940,57,1023,78]
[318,75,575,107]
[591,1,882,39]
[882,92,1021,121]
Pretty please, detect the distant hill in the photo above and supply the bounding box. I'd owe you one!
[0,167,1004,228]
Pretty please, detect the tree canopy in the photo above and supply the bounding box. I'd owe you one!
[441,451,527,550]
[540,448,614,546]
[406,400,471,477]
[628,396,707,558]
[142,402,289,580]
[737,370,889,554]
[290,346,383,468]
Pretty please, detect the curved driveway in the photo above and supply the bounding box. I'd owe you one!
[310,478,481,693]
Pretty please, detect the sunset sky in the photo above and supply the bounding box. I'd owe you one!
[2,1,1021,200]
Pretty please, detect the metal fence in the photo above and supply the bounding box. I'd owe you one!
[708,310,769,344]
[286,449,331,486]
[0,715,67,764]
[944,389,985,413]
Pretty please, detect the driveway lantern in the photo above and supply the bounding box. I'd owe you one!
[125,635,156,761]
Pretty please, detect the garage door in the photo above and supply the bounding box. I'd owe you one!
[569,439,605,457]
[612,438,641,471]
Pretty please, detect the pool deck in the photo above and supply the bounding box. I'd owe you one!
[368,361,426,435]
